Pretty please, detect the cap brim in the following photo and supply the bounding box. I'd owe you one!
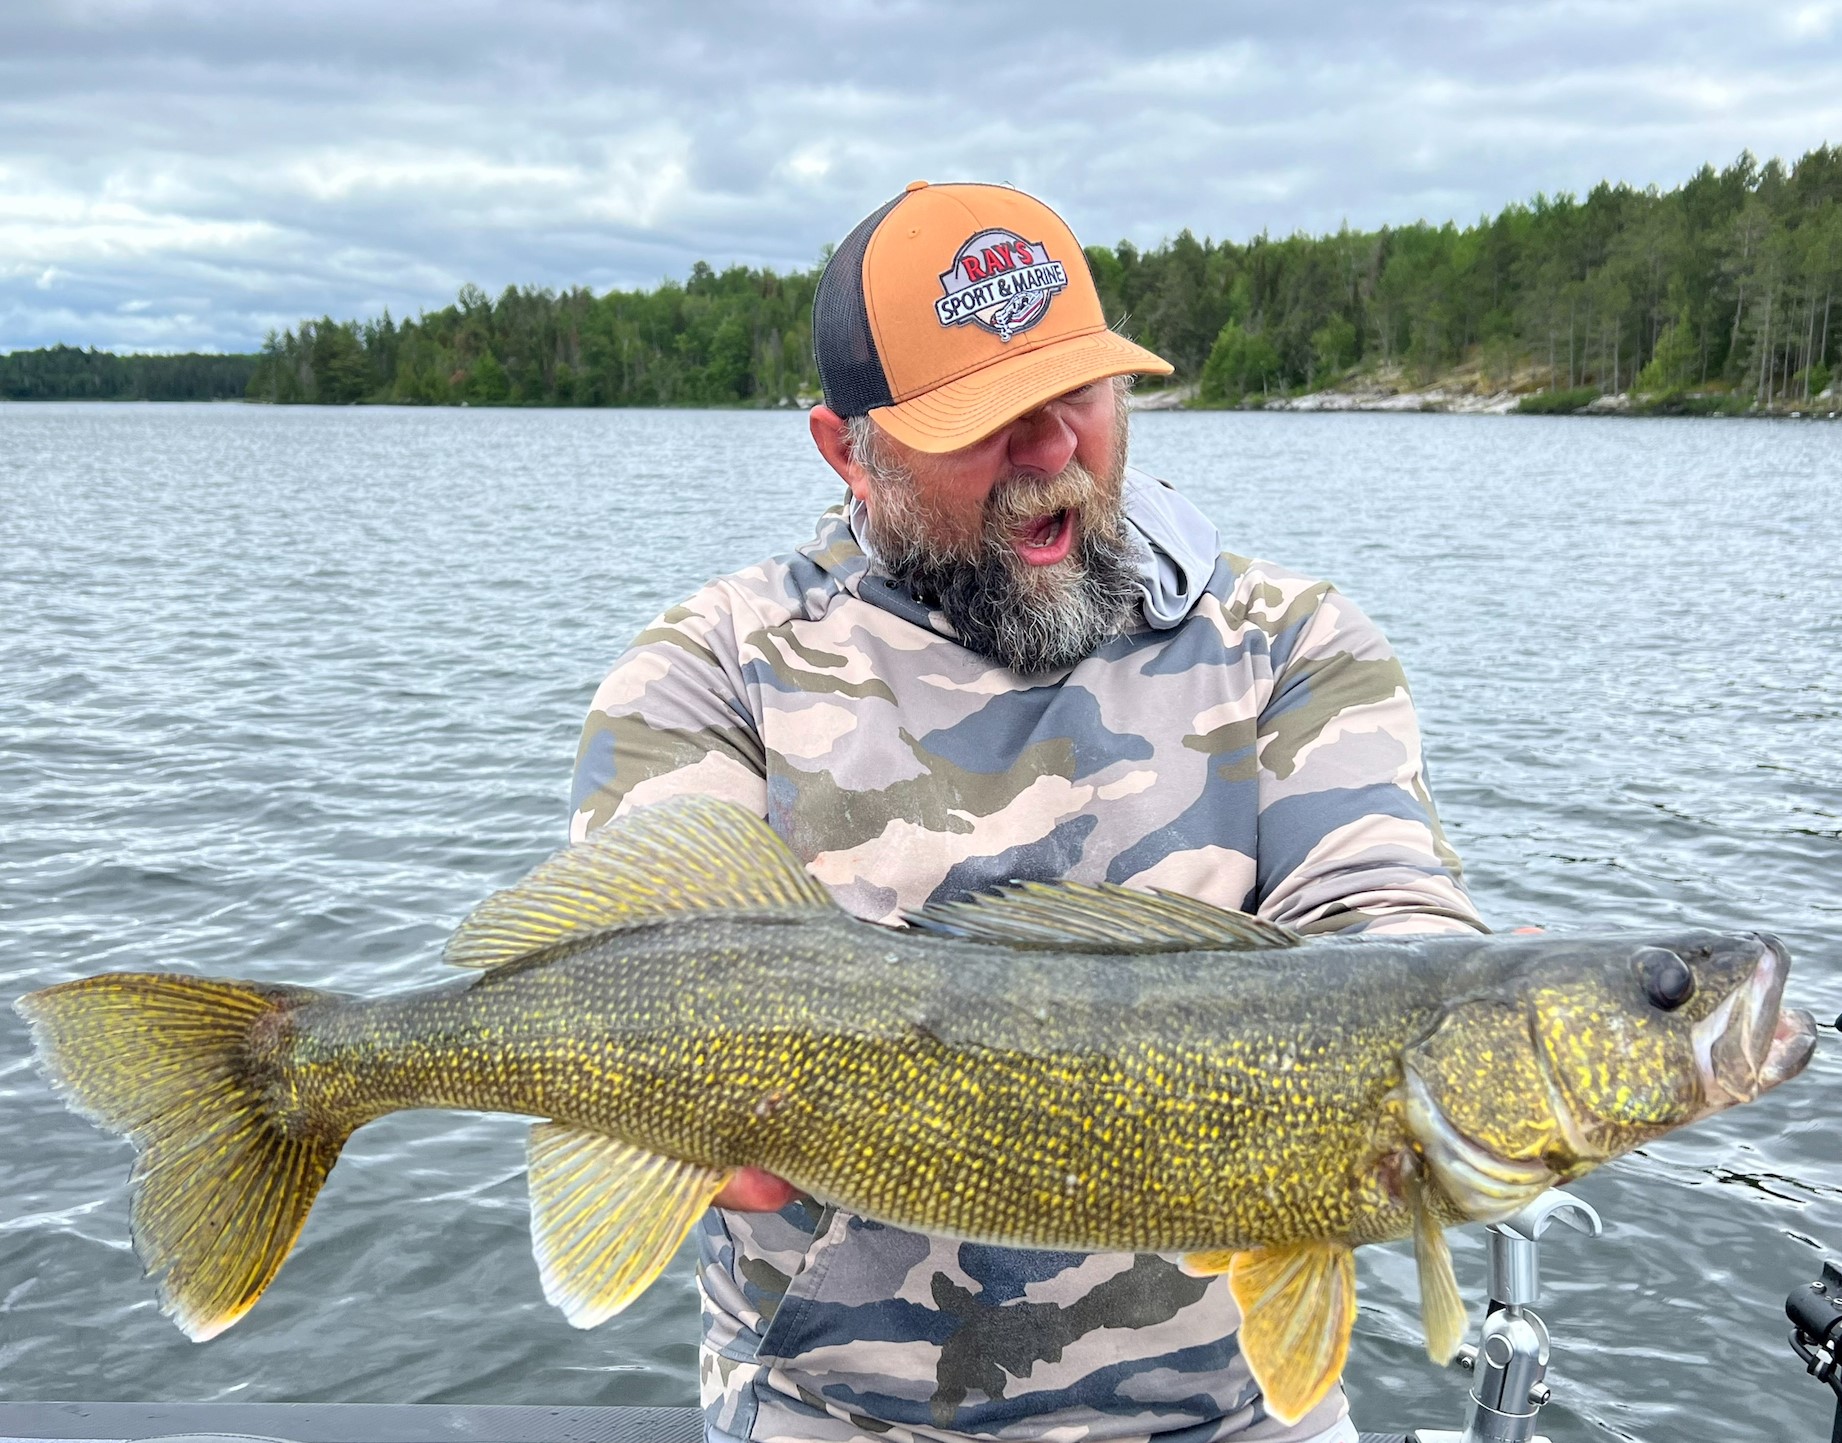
[868,328,1174,454]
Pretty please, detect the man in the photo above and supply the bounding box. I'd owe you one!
[571,181,1483,1443]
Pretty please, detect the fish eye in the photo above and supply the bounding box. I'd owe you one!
[1634,947,1695,1011]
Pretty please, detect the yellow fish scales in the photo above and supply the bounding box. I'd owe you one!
[16,796,1817,1424]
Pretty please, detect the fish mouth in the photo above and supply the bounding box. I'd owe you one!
[1402,1067,1556,1223]
[1693,933,1818,1108]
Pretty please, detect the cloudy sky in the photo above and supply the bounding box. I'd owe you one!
[4,0,1840,354]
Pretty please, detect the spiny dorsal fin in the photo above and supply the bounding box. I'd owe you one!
[1228,1240,1358,1427]
[904,881,1301,953]
[526,1124,730,1328]
[446,796,831,969]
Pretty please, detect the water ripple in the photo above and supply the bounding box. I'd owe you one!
[2,404,1837,1437]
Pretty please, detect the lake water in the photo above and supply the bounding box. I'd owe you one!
[1,403,1837,1439]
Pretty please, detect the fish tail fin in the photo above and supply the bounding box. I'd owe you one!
[15,972,349,1340]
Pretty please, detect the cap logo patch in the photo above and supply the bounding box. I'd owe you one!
[935,229,1068,341]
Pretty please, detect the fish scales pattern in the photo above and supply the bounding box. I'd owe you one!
[291,922,1464,1254]
[571,502,1480,1443]
[20,871,1808,1428]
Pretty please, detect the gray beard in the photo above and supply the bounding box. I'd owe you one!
[865,465,1141,676]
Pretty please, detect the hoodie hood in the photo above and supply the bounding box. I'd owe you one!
[1119,467,1221,628]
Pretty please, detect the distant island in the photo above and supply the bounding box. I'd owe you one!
[0,347,258,402]
[4,146,1836,416]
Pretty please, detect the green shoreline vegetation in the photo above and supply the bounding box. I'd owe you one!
[4,148,1837,415]
[0,346,257,402]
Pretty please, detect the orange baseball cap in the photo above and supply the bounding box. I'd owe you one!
[812,181,1173,453]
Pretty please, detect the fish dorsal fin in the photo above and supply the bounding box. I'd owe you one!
[1225,1240,1358,1426]
[1411,1176,1468,1364]
[526,1123,730,1328]
[904,881,1301,953]
[446,796,831,968]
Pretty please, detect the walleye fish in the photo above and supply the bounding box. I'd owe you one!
[17,797,1818,1424]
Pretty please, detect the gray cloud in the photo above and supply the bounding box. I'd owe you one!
[3,0,1838,352]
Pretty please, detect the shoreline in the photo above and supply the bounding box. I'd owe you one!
[1128,371,1840,419]
[3,386,1836,419]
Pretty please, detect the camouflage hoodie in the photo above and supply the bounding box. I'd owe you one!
[571,471,1482,1443]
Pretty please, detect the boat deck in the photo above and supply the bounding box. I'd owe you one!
[0,1402,1410,1443]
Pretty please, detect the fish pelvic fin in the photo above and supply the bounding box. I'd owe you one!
[447,795,832,969]
[1227,1240,1357,1427]
[14,973,348,1341]
[1410,1178,1469,1364]
[905,882,1302,953]
[526,1123,730,1328]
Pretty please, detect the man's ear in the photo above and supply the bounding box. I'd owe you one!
[809,405,872,504]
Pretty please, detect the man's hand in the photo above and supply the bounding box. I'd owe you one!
[715,1167,798,1211]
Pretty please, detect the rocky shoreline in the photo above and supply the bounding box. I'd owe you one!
[1128,371,1839,418]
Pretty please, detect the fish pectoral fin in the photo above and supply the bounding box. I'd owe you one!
[526,1123,730,1328]
[1411,1184,1469,1364]
[446,796,831,969]
[1227,1240,1357,1427]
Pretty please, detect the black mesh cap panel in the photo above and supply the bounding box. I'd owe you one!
[813,193,905,416]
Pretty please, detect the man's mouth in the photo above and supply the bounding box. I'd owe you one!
[1012,508,1077,567]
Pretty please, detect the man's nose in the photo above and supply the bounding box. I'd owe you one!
[1005,402,1078,477]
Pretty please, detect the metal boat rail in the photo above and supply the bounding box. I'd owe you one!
[0,1403,1404,1443]
[4,1401,705,1443]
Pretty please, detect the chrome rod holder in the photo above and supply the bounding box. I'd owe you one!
[1410,1189,1602,1443]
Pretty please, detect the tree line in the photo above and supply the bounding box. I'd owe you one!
[1178,145,1839,407]
[243,260,817,409]
[7,147,1835,409]
[0,345,257,401]
[245,146,1837,410]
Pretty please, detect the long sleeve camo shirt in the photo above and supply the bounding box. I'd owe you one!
[570,472,1483,1443]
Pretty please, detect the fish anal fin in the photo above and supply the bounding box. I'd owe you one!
[1412,1181,1469,1364]
[526,1124,730,1328]
[1228,1240,1357,1427]
[447,796,831,969]
[1182,1249,1239,1276]
[905,881,1301,953]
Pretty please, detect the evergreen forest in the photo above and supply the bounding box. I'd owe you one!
[5,147,1837,410]
[0,345,257,401]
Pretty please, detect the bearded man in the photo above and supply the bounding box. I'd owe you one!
[571,182,1483,1443]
